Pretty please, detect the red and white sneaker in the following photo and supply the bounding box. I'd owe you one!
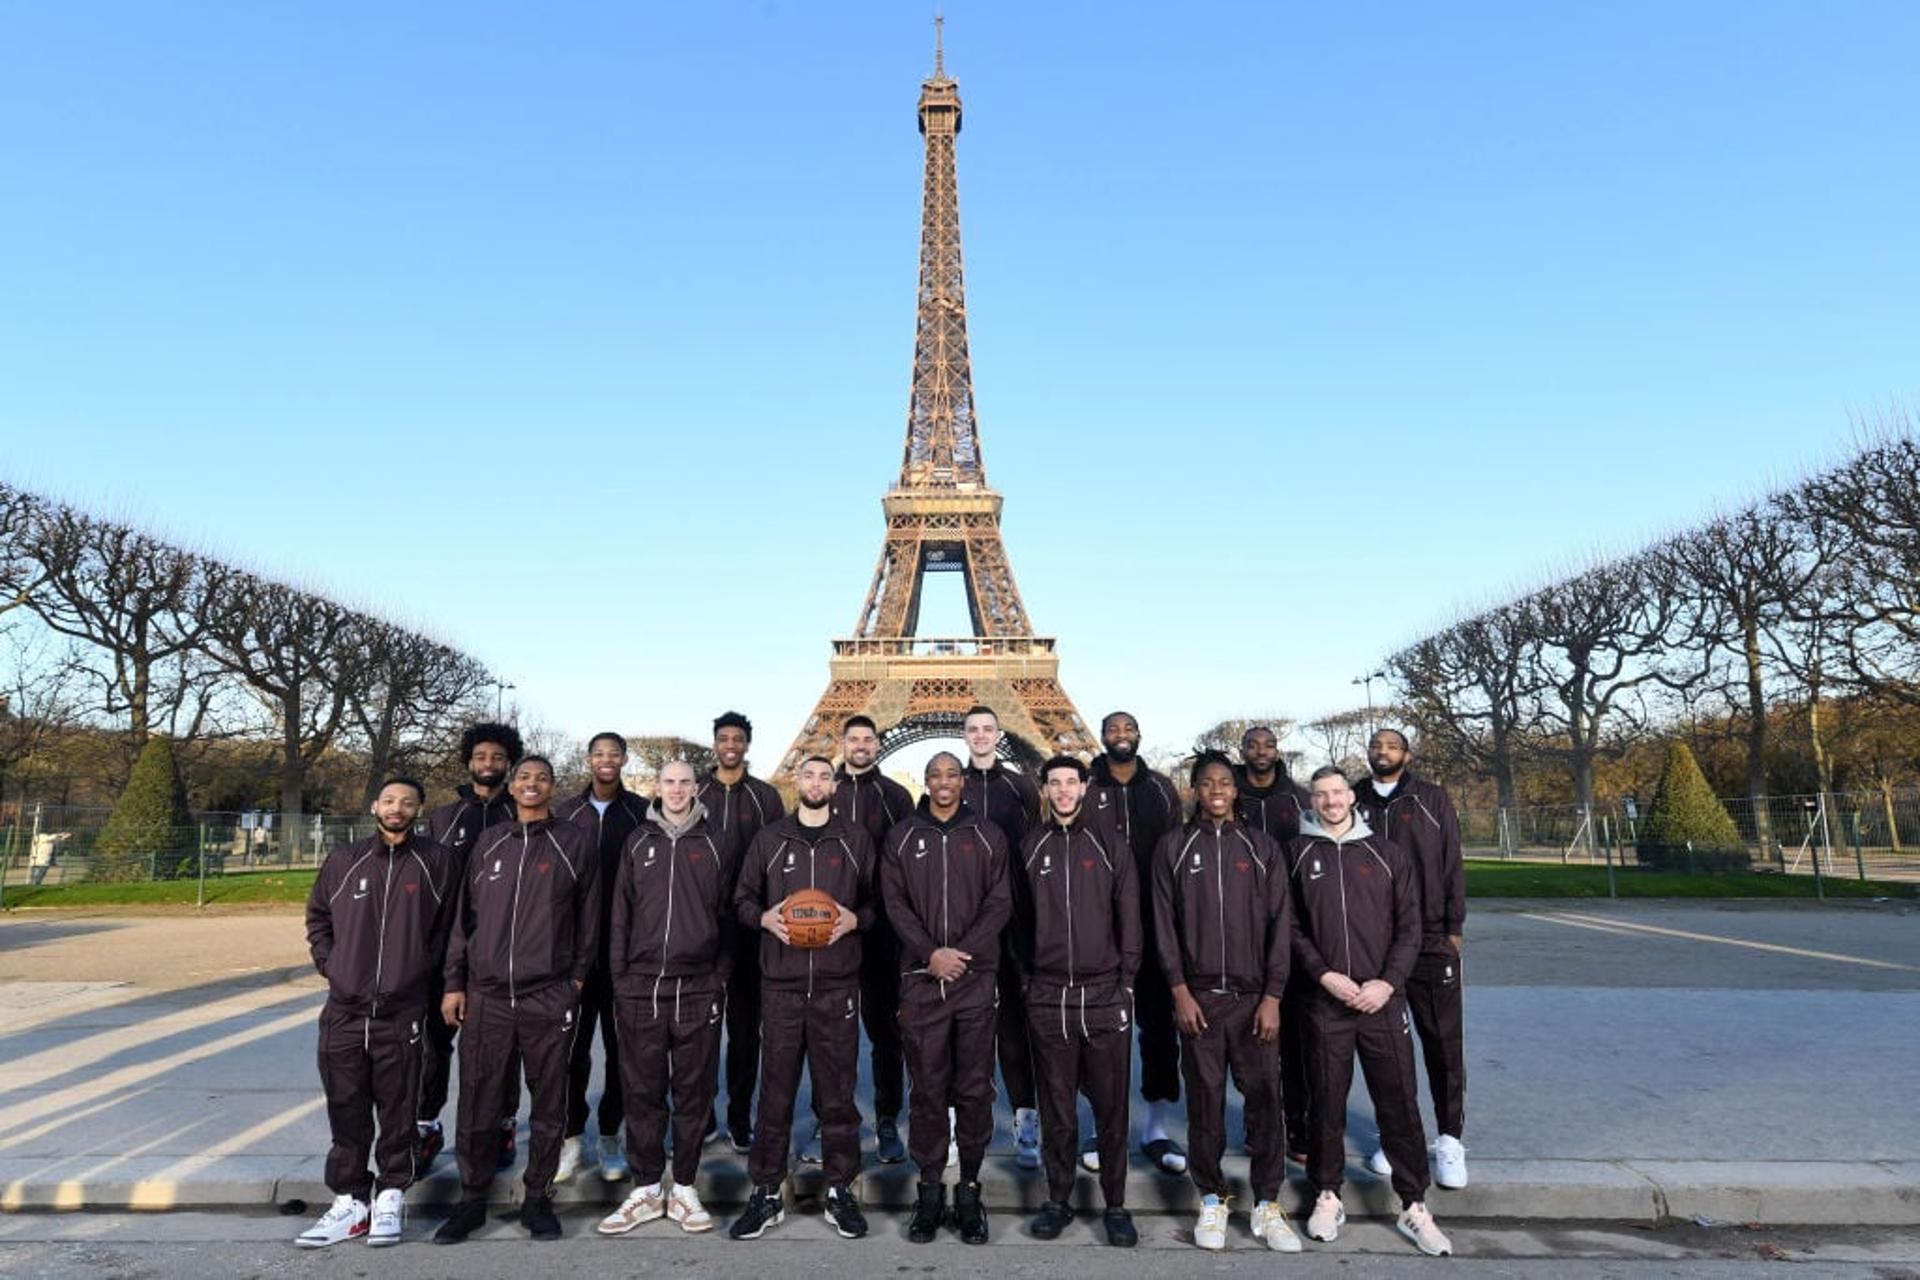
[295,1194,369,1248]
[1397,1201,1454,1256]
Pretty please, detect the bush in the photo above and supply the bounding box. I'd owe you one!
[93,736,196,881]
[1635,740,1750,872]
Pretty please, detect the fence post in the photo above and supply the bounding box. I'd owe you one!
[1851,809,1867,882]
[197,822,208,908]
[0,819,11,910]
[1603,814,1617,898]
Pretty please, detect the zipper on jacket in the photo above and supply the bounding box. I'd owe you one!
[509,824,529,1006]
[805,837,817,998]
[372,845,395,1022]
[1063,829,1075,988]
[939,829,951,1002]
[1213,827,1228,993]
[653,831,681,1018]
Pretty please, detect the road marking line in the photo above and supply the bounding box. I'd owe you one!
[1517,912,1641,937]
[1536,911,1920,971]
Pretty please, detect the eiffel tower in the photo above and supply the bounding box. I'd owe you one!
[777,26,1096,778]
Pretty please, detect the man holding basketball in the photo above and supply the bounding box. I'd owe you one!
[729,756,875,1241]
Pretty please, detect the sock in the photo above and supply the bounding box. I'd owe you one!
[1201,1193,1221,1208]
[640,1182,662,1199]
[417,1120,439,1134]
[1145,1101,1175,1144]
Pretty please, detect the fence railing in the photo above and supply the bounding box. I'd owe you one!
[0,806,383,890]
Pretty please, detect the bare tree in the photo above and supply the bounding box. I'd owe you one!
[347,624,492,804]
[1387,603,1542,809]
[0,482,55,618]
[1192,716,1303,769]
[0,621,85,811]
[1303,707,1372,775]
[1802,421,1920,706]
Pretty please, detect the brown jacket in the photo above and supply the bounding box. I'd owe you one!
[306,834,457,1018]
[424,784,515,875]
[734,811,876,993]
[609,804,738,988]
[1286,813,1421,991]
[964,761,1040,852]
[556,784,651,962]
[697,770,785,856]
[830,766,913,848]
[1013,808,1140,994]
[1352,773,1465,946]
[1232,766,1308,842]
[444,817,601,999]
[1087,755,1183,880]
[881,800,1013,989]
[1151,818,1292,998]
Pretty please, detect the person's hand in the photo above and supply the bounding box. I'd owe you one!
[1320,972,1361,1005]
[1172,985,1207,1037]
[1449,934,1463,955]
[929,947,971,981]
[828,903,857,944]
[571,977,584,993]
[441,991,466,1028]
[1253,994,1281,1043]
[1352,979,1394,1014]
[761,901,792,945]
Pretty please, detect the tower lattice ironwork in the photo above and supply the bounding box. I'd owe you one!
[778,29,1096,776]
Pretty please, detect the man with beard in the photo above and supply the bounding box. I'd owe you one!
[1352,729,1468,1190]
[829,714,912,1165]
[698,711,786,1152]
[553,731,650,1184]
[1013,757,1140,1248]
[597,762,734,1236]
[418,722,522,1169]
[298,778,456,1249]
[1153,753,1298,1254]
[434,757,601,1244]
[884,752,1012,1246]
[729,756,874,1242]
[959,705,1043,1170]
[1085,710,1186,1177]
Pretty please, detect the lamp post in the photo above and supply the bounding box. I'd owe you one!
[492,681,516,721]
[1352,669,1384,738]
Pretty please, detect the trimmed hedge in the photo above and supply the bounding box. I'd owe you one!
[92,736,197,881]
[1636,740,1750,871]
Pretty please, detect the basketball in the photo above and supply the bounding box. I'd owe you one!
[780,887,841,949]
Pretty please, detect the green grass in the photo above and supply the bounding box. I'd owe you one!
[1,869,318,908]
[1465,858,1916,899]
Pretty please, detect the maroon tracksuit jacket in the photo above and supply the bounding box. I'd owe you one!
[306,834,457,1200]
[425,785,516,875]
[1233,766,1308,842]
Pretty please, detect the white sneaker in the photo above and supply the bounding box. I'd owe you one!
[947,1107,959,1169]
[597,1184,666,1235]
[295,1193,368,1248]
[667,1183,714,1233]
[1251,1200,1301,1253]
[1193,1195,1229,1251]
[554,1133,584,1184]
[799,1125,823,1164]
[1367,1146,1393,1177]
[1306,1189,1345,1242]
[1397,1201,1453,1256]
[1432,1134,1468,1189]
[368,1188,404,1247]
[600,1130,629,1182]
[1078,1143,1100,1173]
[1014,1107,1040,1170]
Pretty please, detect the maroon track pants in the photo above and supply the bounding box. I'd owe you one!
[318,1002,424,1200]
[749,985,863,1189]
[1180,990,1286,1203]
[1026,981,1132,1207]
[1304,989,1430,1206]
[1406,946,1467,1139]
[614,975,723,1187]
[454,982,579,1199]
[900,972,998,1182]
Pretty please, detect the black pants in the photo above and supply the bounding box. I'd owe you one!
[723,931,761,1132]
[418,978,456,1124]
[1179,990,1284,1202]
[1134,932,1181,1104]
[318,1002,424,1200]
[1279,977,1312,1153]
[454,983,579,1199]
[615,976,724,1187]
[1027,981,1131,1207]
[750,985,862,1189]
[859,921,905,1122]
[1406,945,1467,1139]
[1304,990,1429,1206]
[900,973,998,1183]
[565,965,622,1139]
[996,954,1035,1111]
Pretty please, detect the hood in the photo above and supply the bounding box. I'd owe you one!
[646,799,710,840]
[1297,810,1376,844]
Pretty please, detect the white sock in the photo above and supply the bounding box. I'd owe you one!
[1145,1101,1177,1143]
[640,1182,662,1199]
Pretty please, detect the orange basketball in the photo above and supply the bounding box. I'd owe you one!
[780,887,841,949]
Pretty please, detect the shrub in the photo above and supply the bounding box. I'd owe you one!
[1636,740,1750,872]
[93,736,196,881]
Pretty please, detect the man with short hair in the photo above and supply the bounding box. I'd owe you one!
[598,762,734,1237]
[1291,766,1452,1257]
[959,705,1044,1169]
[884,752,1012,1246]
[697,711,786,1153]
[729,756,875,1241]
[1086,710,1186,1176]
[298,778,456,1249]
[418,722,522,1169]
[830,713,913,1164]
[553,731,650,1184]
[1013,756,1140,1248]
[434,757,601,1244]
[1352,729,1469,1190]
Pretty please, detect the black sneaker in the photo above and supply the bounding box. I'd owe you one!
[432,1199,488,1245]
[497,1120,518,1170]
[519,1194,560,1241]
[728,1121,754,1154]
[953,1179,988,1245]
[728,1185,785,1240]
[823,1185,868,1239]
[1104,1207,1138,1248]
[906,1181,946,1244]
[416,1122,444,1169]
[1029,1199,1073,1240]
[875,1117,906,1165]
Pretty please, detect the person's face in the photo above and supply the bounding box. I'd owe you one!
[371,783,423,833]
[1311,774,1355,825]
[511,761,554,809]
[588,738,627,786]
[962,714,1000,760]
[715,726,749,770]
[925,756,964,808]
[1242,729,1279,774]
[1102,715,1140,762]
[843,726,879,770]
[659,763,696,814]
[1044,767,1085,818]
[796,760,835,808]
[1367,732,1409,777]
[469,741,511,788]
[1195,763,1237,821]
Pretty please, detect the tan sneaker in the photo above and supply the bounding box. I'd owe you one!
[1251,1200,1301,1252]
[597,1184,666,1235]
[668,1183,714,1233]
[1397,1201,1453,1256]
[1306,1189,1345,1242]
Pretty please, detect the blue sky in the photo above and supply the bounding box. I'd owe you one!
[3,2,1916,767]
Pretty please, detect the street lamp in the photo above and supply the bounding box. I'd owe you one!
[1352,669,1385,738]
[492,681,516,720]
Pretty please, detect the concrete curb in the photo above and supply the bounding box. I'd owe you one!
[5,1152,1914,1225]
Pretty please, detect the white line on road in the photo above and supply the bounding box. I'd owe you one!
[1529,911,1920,971]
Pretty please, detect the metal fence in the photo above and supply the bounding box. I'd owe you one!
[1463,791,1920,882]
[0,805,382,890]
